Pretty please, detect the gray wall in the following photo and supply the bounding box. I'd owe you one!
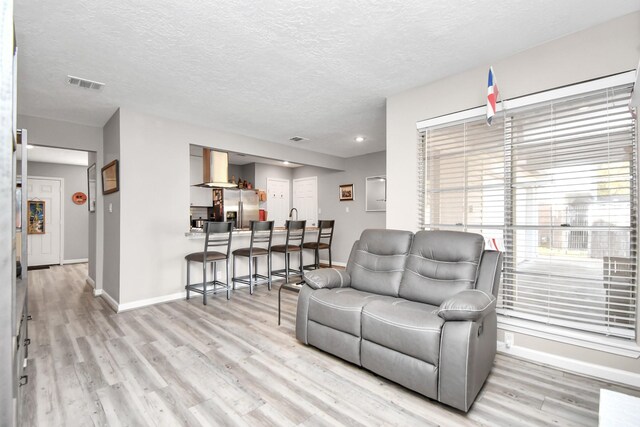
[21,160,89,261]
[102,110,120,302]
[293,151,386,264]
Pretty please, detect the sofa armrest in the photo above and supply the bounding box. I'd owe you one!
[303,268,351,290]
[437,290,496,321]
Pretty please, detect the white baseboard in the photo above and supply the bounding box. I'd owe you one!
[100,290,119,313]
[497,341,640,389]
[86,276,96,289]
[117,291,186,312]
[93,289,103,297]
[62,258,88,265]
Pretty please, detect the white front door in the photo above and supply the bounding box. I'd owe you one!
[27,178,62,266]
[266,178,290,227]
[293,176,318,227]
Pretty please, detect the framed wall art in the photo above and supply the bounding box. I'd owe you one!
[101,159,119,195]
[339,184,354,201]
[28,200,45,234]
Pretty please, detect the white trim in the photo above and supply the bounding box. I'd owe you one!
[498,318,640,358]
[93,288,102,297]
[100,290,119,313]
[85,276,95,288]
[118,291,186,312]
[417,70,636,130]
[27,175,65,265]
[497,341,640,389]
[63,258,88,265]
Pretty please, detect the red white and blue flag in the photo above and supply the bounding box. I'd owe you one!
[487,66,499,125]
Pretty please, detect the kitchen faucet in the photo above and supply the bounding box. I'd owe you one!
[289,207,298,221]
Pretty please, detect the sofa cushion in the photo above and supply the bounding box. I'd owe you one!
[361,299,443,366]
[399,230,484,306]
[308,288,394,336]
[348,229,413,297]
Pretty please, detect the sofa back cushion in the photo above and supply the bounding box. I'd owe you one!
[347,229,414,297]
[398,230,484,306]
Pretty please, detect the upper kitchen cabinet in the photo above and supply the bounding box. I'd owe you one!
[190,155,213,207]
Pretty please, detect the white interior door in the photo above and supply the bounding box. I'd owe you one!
[293,176,318,227]
[27,177,62,266]
[266,178,290,227]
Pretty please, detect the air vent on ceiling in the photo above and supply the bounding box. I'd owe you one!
[67,75,105,91]
[289,136,309,142]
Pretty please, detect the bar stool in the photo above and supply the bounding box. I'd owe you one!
[271,220,306,283]
[302,219,335,270]
[185,221,233,304]
[232,221,274,294]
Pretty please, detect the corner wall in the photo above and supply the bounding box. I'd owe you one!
[293,151,386,264]
[386,12,640,377]
[102,111,121,302]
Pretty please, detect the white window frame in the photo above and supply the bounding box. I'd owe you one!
[417,70,640,356]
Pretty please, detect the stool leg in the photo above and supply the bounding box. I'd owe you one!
[203,262,207,306]
[285,252,290,284]
[214,262,217,293]
[329,247,332,268]
[248,256,253,295]
[186,260,191,300]
[315,249,319,269]
[232,256,237,290]
[267,252,272,291]
[299,249,303,277]
[226,258,231,300]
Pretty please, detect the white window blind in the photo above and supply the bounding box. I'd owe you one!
[421,78,637,340]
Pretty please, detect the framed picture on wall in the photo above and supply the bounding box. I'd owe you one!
[27,200,45,234]
[339,184,354,201]
[87,163,97,212]
[101,160,119,195]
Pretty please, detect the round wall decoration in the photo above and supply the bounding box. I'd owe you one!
[72,192,87,205]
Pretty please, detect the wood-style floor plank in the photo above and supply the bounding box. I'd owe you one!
[19,263,640,426]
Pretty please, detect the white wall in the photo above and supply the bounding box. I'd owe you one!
[102,111,120,301]
[112,109,348,305]
[386,12,640,375]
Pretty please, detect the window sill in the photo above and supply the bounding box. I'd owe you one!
[498,316,640,358]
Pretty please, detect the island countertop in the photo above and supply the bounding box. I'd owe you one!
[184,226,318,238]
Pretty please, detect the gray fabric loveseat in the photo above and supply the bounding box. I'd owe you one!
[296,229,503,412]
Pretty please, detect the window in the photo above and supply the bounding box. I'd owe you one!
[419,73,637,340]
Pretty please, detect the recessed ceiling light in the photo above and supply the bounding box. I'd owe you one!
[355,136,365,143]
[283,160,290,165]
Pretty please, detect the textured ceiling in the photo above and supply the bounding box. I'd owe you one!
[14,1,640,158]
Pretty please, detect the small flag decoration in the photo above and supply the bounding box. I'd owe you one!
[487,66,499,125]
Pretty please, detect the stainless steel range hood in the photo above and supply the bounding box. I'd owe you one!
[197,149,237,188]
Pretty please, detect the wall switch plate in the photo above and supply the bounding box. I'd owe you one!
[346,207,350,213]
[318,208,321,214]
[109,203,113,213]
[504,332,514,349]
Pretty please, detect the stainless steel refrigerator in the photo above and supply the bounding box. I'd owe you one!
[218,189,259,229]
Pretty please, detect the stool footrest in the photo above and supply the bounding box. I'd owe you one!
[186,280,231,295]
[233,273,271,286]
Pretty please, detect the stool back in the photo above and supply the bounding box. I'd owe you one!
[204,221,233,259]
[249,220,274,253]
[316,220,335,247]
[285,220,306,247]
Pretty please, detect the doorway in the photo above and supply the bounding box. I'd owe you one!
[27,177,62,266]
[293,176,318,227]
[267,178,290,227]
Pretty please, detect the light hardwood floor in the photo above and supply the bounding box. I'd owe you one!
[19,263,640,426]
